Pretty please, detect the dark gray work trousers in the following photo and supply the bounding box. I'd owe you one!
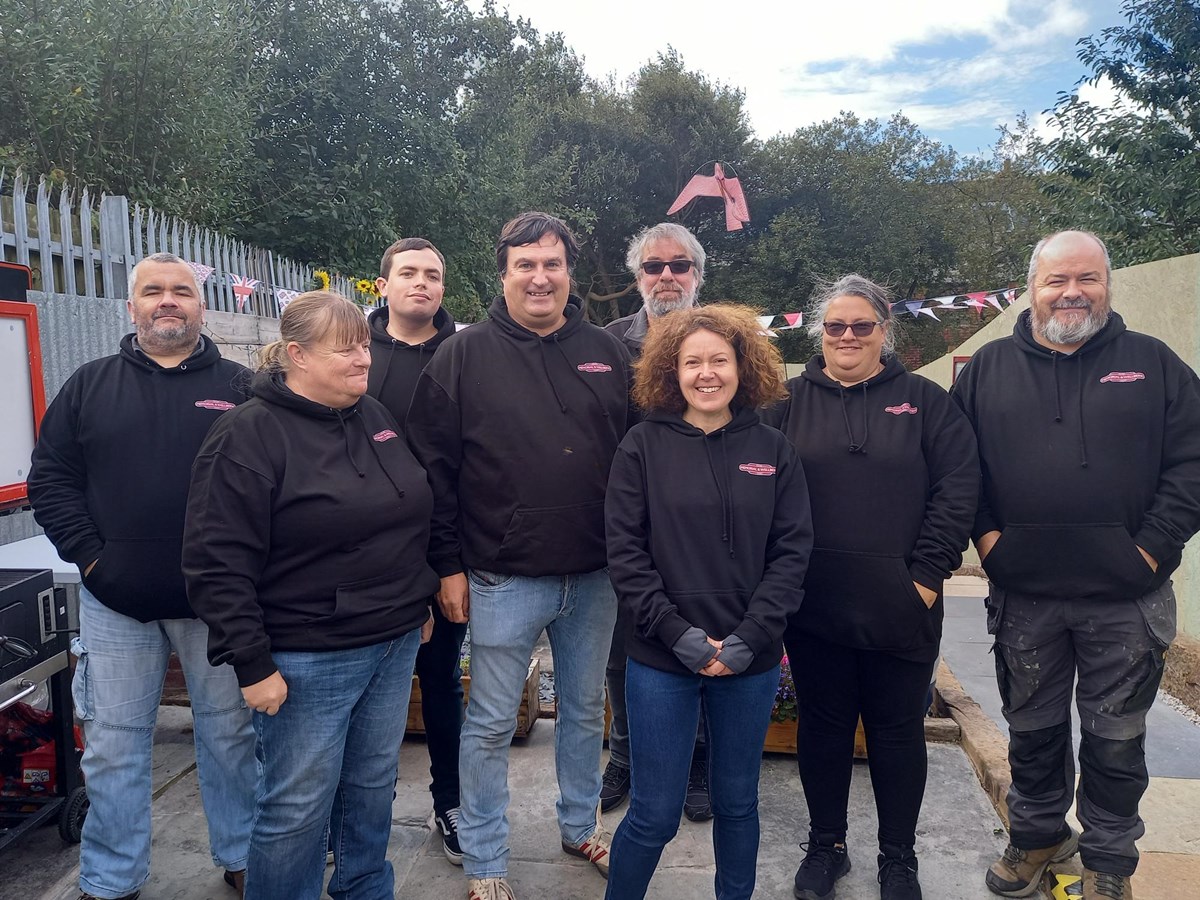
[987,582,1175,877]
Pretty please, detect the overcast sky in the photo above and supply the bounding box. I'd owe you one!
[468,0,1128,154]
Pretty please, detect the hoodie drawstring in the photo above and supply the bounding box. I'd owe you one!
[548,335,612,419]
[539,339,569,413]
[357,413,408,499]
[335,409,366,478]
[838,382,870,454]
[702,431,736,558]
[1050,351,1089,467]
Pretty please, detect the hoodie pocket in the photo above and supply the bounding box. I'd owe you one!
[791,548,937,651]
[83,538,184,615]
[495,501,606,572]
[982,524,1154,601]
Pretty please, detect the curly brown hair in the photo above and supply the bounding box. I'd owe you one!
[633,303,787,414]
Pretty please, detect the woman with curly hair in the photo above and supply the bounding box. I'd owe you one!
[604,303,814,899]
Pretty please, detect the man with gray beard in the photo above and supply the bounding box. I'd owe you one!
[601,223,712,819]
[952,231,1200,900]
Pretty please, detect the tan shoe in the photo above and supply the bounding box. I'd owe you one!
[562,827,611,878]
[1081,869,1133,900]
[985,829,1079,897]
[467,877,516,900]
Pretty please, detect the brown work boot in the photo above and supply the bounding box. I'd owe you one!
[985,828,1079,897]
[223,869,245,899]
[1081,869,1133,900]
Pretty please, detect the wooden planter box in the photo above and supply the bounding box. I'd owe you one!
[406,658,539,738]
[763,717,867,758]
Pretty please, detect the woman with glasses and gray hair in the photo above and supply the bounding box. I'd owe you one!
[763,274,979,900]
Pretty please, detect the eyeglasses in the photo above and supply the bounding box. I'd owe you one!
[822,321,883,337]
[640,260,694,276]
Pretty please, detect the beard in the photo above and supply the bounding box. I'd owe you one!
[644,282,699,318]
[1031,296,1111,346]
[136,313,202,355]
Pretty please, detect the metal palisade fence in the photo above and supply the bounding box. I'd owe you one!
[0,169,362,315]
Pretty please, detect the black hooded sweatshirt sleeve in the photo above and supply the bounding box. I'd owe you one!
[951,310,1200,600]
[770,356,978,659]
[605,407,813,676]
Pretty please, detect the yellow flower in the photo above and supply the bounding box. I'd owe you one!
[355,279,373,295]
[313,269,331,291]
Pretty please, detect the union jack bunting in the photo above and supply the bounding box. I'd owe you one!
[229,274,260,312]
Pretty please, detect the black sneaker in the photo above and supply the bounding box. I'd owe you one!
[431,806,464,865]
[683,756,712,822]
[793,836,851,900]
[878,848,922,900]
[600,759,631,812]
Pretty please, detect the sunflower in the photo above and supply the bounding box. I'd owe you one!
[355,278,374,295]
[313,269,331,291]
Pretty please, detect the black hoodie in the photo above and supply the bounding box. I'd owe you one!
[407,294,634,578]
[28,334,250,622]
[764,356,978,659]
[366,304,456,420]
[951,309,1200,601]
[183,372,439,687]
[605,406,814,676]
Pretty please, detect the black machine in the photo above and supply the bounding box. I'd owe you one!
[0,568,86,850]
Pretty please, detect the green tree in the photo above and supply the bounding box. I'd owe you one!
[1040,0,1200,264]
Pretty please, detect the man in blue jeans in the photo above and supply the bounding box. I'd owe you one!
[28,253,257,900]
[408,212,635,900]
[367,236,468,863]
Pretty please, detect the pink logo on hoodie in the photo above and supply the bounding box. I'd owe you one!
[577,362,613,374]
[373,430,399,442]
[739,463,777,477]
[1100,371,1146,384]
[195,399,236,411]
[884,403,918,415]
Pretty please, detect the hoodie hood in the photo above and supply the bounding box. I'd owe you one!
[365,305,455,419]
[487,293,587,342]
[801,354,907,454]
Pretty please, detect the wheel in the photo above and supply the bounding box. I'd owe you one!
[58,785,88,843]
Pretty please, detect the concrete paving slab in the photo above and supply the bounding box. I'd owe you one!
[1065,775,1200,856]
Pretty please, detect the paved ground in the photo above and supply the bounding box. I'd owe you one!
[6,709,1008,899]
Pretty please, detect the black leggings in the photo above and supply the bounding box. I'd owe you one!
[785,633,935,849]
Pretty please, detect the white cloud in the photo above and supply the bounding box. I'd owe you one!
[471,0,1110,143]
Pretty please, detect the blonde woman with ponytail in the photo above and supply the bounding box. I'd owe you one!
[183,291,439,900]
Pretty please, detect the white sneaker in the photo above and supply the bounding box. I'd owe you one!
[467,877,515,900]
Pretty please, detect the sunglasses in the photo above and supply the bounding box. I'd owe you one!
[822,321,883,337]
[640,260,694,276]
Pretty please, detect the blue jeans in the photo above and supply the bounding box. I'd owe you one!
[606,658,779,900]
[459,568,617,878]
[414,601,468,811]
[245,630,422,900]
[72,587,256,899]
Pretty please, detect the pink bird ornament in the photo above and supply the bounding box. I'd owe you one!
[667,162,751,231]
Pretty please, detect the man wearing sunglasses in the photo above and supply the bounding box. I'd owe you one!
[602,223,713,822]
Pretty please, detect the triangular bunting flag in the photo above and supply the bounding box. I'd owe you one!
[782,312,802,327]
[904,301,924,317]
[756,315,777,330]
[276,288,300,312]
[985,293,1005,311]
[914,306,941,321]
[187,262,214,284]
[229,274,260,312]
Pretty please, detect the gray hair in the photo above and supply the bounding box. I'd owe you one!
[807,274,898,356]
[625,223,706,291]
[1027,230,1112,293]
[130,252,202,297]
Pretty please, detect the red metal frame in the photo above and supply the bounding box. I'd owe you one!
[0,299,47,511]
[952,355,971,385]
